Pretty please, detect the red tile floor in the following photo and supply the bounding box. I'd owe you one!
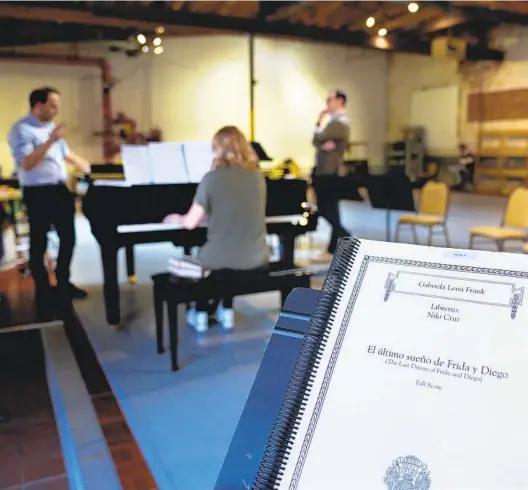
[0,268,157,490]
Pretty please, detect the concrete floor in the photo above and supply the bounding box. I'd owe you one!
[68,191,516,489]
[1,190,520,490]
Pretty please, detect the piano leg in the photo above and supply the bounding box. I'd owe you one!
[154,283,164,354]
[278,236,295,268]
[101,246,121,326]
[167,301,179,371]
[125,245,136,284]
[183,246,192,310]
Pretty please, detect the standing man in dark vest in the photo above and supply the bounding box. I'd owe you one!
[8,87,90,321]
[311,89,351,263]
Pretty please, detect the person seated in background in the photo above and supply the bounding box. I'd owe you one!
[457,143,475,190]
[163,126,268,333]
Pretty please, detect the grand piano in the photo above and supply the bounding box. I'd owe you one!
[82,177,318,325]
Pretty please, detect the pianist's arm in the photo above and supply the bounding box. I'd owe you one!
[179,203,206,230]
[164,174,209,229]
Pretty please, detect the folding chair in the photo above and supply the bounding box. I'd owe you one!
[395,180,450,246]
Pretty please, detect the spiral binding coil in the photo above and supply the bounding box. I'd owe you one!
[253,237,360,489]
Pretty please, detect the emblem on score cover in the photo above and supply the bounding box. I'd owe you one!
[384,455,431,490]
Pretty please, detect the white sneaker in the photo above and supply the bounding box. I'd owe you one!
[216,306,235,330]
[186,308,209,333]
[195,312,209,333]
[186,307,196,326]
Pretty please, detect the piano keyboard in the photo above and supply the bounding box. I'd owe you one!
[117,215,308,234]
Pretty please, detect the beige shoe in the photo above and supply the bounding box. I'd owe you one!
[311,252,333,263]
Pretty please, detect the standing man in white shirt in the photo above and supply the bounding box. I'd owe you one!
[311,90,351,262]
[8,87,90,321]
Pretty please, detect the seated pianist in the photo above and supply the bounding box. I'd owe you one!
[163,126,268,333]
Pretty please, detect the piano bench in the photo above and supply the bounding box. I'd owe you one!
[152,266,312,371]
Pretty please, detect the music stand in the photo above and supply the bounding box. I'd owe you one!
[0,178,20,190]
[365,170,415,242]
[89,163,124,175]
[214,288,319,490]
[312,174,364,203]
[251,142,272,161]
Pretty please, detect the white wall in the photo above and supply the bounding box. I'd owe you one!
[150,35,249,143]
[106,49,154,135]
[0,34,389,175]
[0,61,103,173]
[387,53,460,148]
[253,37,387,169]
[151,35,388,170]
[387,28,528,154]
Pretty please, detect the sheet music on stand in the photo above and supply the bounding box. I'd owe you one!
[147,142,189,184]
[121,144,152,184]
[182,141,214,183]
[116,141,214,186]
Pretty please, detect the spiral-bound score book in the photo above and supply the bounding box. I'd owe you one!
[253,237,528,490]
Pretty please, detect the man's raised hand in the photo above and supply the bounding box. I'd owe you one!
[49,123,66,143]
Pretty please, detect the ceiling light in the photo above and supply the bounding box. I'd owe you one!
[153,37,162,46]
[136,33,146,44]
[366,16,375,28]
[142,45,149,53]
[155,26,165,34]
[378,28,387,37]
[408,2,419,13]
[373,36,390,49]
[154,46,164,55]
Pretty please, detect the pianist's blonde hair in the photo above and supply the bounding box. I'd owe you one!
[212,126,258,171]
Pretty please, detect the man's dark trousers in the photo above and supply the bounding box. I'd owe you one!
[312,175,350,254]
[23,184,75,316]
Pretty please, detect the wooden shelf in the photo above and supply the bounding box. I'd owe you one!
[475,130,528,195]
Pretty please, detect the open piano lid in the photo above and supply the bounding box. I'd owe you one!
[251,141,272,161]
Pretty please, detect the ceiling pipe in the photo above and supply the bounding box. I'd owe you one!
[0,52,113,161]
